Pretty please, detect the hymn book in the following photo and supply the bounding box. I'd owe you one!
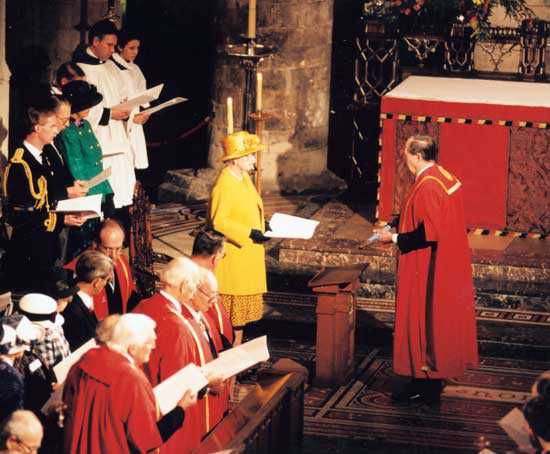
[85,167,112,189]
[140,97,188,116]
[153,363,209,415]
[202,335,270,381]
[264,213,320,240]
[114,84,164,111]
[53,194,103,220]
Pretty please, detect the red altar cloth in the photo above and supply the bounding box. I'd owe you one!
[378,76,550,232]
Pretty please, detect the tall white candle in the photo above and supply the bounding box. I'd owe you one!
[256,72,263,113]
[248,0,257,39]
[227,97,234,135]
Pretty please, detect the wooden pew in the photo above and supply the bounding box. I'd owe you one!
[194,370,306,454]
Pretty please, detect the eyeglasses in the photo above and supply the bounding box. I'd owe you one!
[15,437,41,453]
[197,286,218,303]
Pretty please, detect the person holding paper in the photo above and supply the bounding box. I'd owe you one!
[2,99,86,291]
[208,131,268,346]
[63,313,196,454]
[374,135,478,403]
[112,30,150,170]
[134,257,222,454]
[59,80,116,257]
[191,228,234,347]
[72,19,136,211]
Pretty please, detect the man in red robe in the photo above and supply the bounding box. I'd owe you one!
[65,219,137,320]
[134,257,222,454]
[191,228,234,346]
[63,313,196,454]
[376,135,478,402]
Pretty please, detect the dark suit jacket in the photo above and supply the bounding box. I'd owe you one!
[62,293,98,351]
[42,141,74,203]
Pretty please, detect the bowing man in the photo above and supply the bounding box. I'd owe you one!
[63,313,197,454]
[134,257,223,454]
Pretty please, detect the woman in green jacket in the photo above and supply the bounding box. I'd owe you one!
[58,80,114,257]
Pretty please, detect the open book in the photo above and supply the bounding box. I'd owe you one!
[265,213,320,240]
[153,363,209,415]
[114,84,164,111]
[53,194,102,220]
[202,335,270,381]
[141,97,187,116]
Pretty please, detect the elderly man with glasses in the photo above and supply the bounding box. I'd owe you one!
[0,410,43,453]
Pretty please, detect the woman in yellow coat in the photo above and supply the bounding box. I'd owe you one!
[209,131,269,345]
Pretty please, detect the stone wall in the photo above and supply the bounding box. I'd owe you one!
[209,0,346,195]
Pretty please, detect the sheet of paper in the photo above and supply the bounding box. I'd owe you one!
[264,212,320,240]
[53,194,102,220]
[86,167,112,189]
[154,363,208,415]
[114,84,164,111]
[498,407,535,452]
[202,336,269,381]
[53,338,98,383]
[141,97,188,116]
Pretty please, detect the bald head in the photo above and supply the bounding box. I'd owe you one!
[1,410,43,452]
[96,219,125,260]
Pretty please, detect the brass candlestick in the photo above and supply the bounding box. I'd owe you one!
[249,111,271,194]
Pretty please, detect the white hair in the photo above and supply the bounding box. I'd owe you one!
[106,313,156,354]
[160,257,200,300]
[198,267,218,292]
[1,410,43,447]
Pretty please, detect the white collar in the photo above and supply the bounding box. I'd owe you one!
[415,162,435,180]
[182,303,202,325]
[23,140,43,164]
[87,47,104,63]
[77,290,94,311]
[160,290,181,314]
[121,351,135,366]
[113,53,131,69]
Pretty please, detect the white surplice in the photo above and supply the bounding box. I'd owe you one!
[76,49,136,208]
[112,52,149,170]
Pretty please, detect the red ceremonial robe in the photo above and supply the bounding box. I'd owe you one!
[134,293,214,454]
[394,164,478,379]
[206,299,234,345]
[65,252,135,320]
[63,345,162,454]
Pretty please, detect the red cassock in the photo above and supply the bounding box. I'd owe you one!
[394,165,479,379]
[206,299,234,345]
[134,293,215,454]
[63,345,162,454]
[65,252,135,320]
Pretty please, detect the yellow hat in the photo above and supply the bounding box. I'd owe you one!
[222,131,263,162]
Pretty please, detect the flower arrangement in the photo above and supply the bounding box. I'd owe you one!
[364,0,534,35]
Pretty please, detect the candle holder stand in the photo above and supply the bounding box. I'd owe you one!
[224,36,276,132]
[249,111,273,195]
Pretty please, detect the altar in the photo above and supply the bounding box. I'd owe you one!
[377,76,550,234]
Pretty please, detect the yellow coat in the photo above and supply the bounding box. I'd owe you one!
[209,167,267,296]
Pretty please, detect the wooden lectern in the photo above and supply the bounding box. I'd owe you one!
[308,263,367,387]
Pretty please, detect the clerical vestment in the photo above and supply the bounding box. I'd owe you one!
[394,165,478,379]
[74,49,136,208]
[63,346,162,454]
[134,293,214,454]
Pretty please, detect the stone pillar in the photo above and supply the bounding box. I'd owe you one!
[210,0,346,194]
[0,0,10,158]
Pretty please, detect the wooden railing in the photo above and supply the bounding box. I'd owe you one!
[194,370,306,454]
